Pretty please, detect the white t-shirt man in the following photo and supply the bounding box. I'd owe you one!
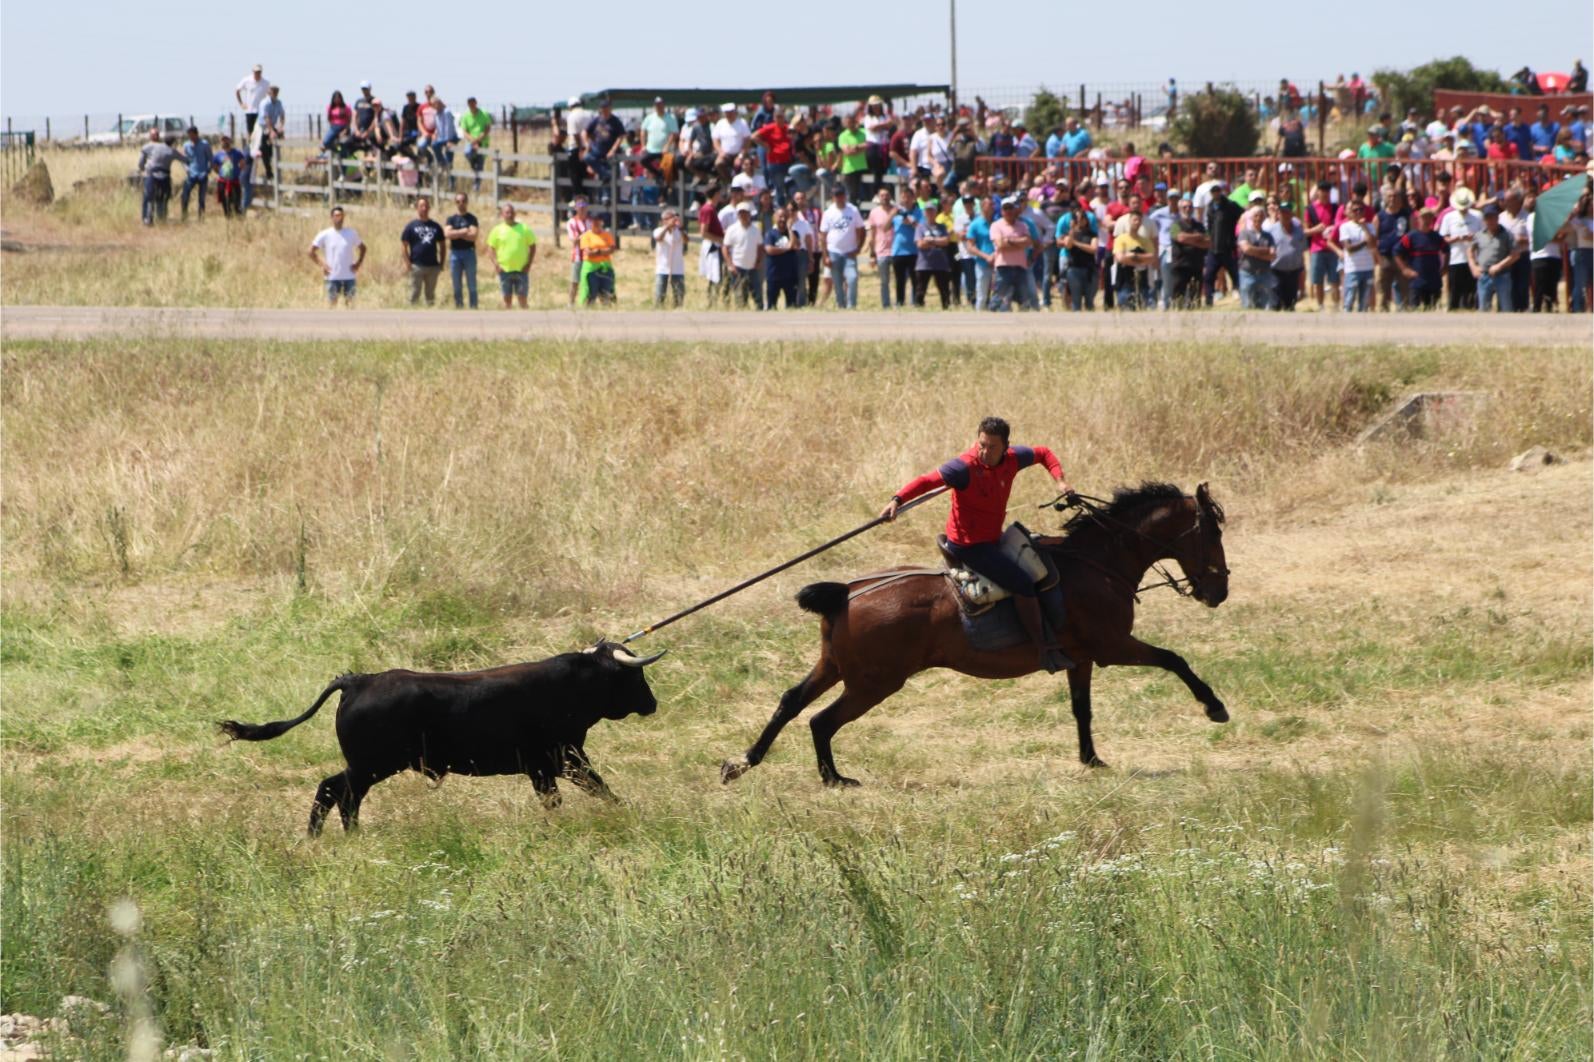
[713,115,751,156]
[311,226,363,281]
[723,218,763,270]
[820,202,865,254]
[1438,209,1482,266]
[237,72,271,113]
[730,171,767,199]
[1331,218,1376,274]
[790,213,816,254]
[718,199,746,234]
[652,225,686,275]
[908,127,947,171]
[1191,178,1221,213]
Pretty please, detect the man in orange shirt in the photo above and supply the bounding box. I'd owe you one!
[578,213,617,305]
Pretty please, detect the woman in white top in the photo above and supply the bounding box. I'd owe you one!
[1527,198,1574,312]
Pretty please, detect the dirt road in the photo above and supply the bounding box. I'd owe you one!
[3,305,1587,345]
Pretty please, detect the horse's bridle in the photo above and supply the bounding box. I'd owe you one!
[1050,492,1229,601]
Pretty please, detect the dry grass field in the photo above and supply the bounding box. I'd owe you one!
[1,331,1589,1057]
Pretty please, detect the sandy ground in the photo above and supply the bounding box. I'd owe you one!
[3,304,1590,345]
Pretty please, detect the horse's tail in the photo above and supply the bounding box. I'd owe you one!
[796,582,849,618]
[218,674,353,742]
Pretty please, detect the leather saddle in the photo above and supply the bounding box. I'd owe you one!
[938,523,1059,616]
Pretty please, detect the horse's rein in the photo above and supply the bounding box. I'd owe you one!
[1040,492,1216,600]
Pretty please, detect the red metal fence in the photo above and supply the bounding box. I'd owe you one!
[973,155,1584,205]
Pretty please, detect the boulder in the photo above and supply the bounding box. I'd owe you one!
[1510,446,1562,472]
[1356,391,1485,444]
[9,161,52,206]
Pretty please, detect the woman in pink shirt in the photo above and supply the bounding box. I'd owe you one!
[323,91,352,152]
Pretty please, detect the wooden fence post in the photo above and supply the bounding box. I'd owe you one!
[610,163,620,248]
[545,152,559,244]
[45,117,50,142]
[117,113,123,144]
[1317,81,1327,155]
[84,115,89,140]
[230,113,237,142]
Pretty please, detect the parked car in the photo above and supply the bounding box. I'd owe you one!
[81,115,188,146]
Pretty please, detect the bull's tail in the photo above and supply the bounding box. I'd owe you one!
[796,582,849,618]
[219,675,353,742]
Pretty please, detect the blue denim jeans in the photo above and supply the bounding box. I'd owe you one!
[764,163,790,204]
[1571,248,1592,312]
[1476,271,1514,312]
[993,265,1039,311]
[828,251,859,308]
[1065,266,1096,309]
[450,247,478,308]
[975,260,994,310]
[141,174,171,224]
[325,278,356,303]
[944,539,1036,597]
[1342,270,1373,311]
[180,173,208,216]
[654,273,685,307]
[1238,268,1276,309]
[875,257,892,308]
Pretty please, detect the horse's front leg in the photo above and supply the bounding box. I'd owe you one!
[1066,662,1107,767]
[1099,636,1228,722]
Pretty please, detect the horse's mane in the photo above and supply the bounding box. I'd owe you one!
[1059,482,1190,540]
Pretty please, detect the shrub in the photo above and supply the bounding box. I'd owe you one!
[1170,89,1260,157]
[1373,57,1508,120]
[1024,86,1068,138]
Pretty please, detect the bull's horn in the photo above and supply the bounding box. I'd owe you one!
[613,647,667,668]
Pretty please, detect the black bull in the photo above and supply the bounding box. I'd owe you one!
[220,642,664,835]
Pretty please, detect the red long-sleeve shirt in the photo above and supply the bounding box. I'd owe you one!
[895,444,1064,546]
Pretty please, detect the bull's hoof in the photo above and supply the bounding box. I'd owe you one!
[1206,701,1230,723]
[822,774,861,789]
[539,792,562,810]
[720,757,751,784]
[1083,755,1110,769]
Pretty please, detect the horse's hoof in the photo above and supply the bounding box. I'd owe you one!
[822,774,861,789]
[720,758,751,784]
[1206,702,1229,723]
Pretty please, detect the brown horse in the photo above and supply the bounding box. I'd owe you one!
[721,482,1230,787]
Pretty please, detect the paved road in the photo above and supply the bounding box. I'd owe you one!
[2,305,1588,346]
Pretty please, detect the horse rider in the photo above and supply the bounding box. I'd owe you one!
[881,416,1074,672]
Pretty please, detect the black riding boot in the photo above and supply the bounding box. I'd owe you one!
[1013,594,1073,673]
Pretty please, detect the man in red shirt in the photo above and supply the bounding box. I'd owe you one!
[882,416,1074,671]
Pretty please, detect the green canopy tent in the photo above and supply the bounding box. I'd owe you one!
[1532,170,1591,251]
[560,85,950,111]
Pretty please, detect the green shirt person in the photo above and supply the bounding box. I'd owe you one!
[485,203,537,308]
[1357,128,1396,183]
[838,114,869,175]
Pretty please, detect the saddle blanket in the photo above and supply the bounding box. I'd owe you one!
[958,582,1069,653]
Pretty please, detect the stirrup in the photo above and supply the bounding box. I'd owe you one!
[1039,646,1075,673]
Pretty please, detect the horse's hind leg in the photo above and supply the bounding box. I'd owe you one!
[809,684,898,788]
[722,657,840,783]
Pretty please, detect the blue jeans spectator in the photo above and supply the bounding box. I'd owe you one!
[179,173,207,218]
[1477,271,1513,312]
[654,274,686,307]
[140,174,171,224]
[992,264,1040,310]
[788,164,816,200]
[586,153,613,186]
[465,145,487,191]
[1116,268,1152,310]
[322,124,347,152]
[1159,259,1176,309]
[1031,252,1050,307]
[875,258,892,307]
[1238,269,1275,309]
[450,247,478,308]
[1065,266,1096,309]
[239,158,255,213]
[1571,248,1592,312]
[828,251,859,308]
[957,258,976,306]
[974,260,994,310]
[1342,270,1373,311]
[764,163,791,205]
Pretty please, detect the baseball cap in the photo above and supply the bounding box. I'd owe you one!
[568,96,581,107]
[684,108,699,122]
[571,197,589,208]
[252,63,263,72]
[1248,190,1266,203]
[735,202,753,213]
[1481,203,1501,217]
[653,96,665,104]
[359,79,371,89]
[1367,125,1384,136]
[721,102,737,113]
[1154,181,1167,191]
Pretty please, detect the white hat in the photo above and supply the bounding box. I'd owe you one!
[1248,190,1266,203]
[721,102,737,113]
[684,108,699,122]
[567,96,581,107]
[359,79,372,89]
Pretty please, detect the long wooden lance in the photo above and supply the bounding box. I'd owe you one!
[620,485,950,644]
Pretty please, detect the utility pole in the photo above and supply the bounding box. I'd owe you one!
[949,0,959,114]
